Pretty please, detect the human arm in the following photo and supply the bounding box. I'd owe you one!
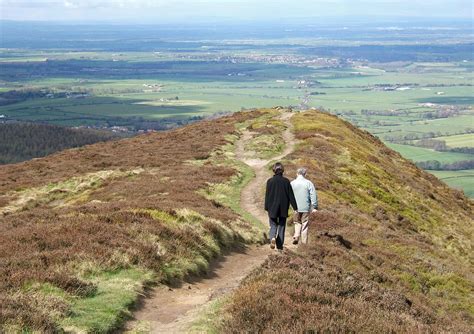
[289,181,298,211]
[309,181,318,211]
[264,179,270,211]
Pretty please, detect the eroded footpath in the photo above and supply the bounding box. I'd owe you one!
[123,111,296,333]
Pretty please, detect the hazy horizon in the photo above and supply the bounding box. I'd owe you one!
[1,0,472,23]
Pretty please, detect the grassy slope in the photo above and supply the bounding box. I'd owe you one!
[219,110,474,332]
[0,111,265,332]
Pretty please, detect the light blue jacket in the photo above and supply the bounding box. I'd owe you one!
[291,175,318,212]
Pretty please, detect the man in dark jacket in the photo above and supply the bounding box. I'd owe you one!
[264,162,298,250]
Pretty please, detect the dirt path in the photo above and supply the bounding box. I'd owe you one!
[123,111,295,333]
[236,111,296,225]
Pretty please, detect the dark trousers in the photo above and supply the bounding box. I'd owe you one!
[269,216,287,250]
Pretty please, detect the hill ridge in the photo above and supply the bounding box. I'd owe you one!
[123,111,296,332]
[0,108,472,333]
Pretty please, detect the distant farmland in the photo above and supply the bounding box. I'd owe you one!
[1,22,472,195]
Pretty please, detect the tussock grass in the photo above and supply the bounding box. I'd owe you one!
[125,320,151,334]
[199,163,264,240]
[1,168,144,214]
[245,134,284,159]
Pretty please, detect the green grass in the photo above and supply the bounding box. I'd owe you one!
[198,142,264,234]
[245,134,284,159]
[188,297,228,333]
[396,269,473,312]
[244,113,286,159]
[61,268,154,333]
[430,169,474,197]
[1,169,143,214]
[20,268,154,333]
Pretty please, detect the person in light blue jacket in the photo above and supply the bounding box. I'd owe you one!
[290,167,318,244]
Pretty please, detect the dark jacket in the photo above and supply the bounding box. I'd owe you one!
[265,174,298,218]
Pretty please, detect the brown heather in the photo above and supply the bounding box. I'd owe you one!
[1,109,473,333]
[221,111,473,333]
[0,111,260,331]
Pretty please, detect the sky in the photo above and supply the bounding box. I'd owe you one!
[1,0,473,23]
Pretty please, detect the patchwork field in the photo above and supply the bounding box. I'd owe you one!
[1,21,473,195]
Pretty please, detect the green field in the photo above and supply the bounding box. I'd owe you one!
[386,143,473,163]
[387,143,474,197]
[2,65,473,129]
[430,169,474,197]
[436,133,474,148]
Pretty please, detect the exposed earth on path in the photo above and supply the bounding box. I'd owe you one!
[123,112,297,333]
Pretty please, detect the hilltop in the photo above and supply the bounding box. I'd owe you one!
[0,109,472,332]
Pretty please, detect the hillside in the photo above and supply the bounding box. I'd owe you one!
[0,109,472,332]
[0,110,265,332]
[217,110,474,332]
[0,123,121,165]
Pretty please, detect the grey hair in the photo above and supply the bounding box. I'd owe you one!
[297,167,307,176]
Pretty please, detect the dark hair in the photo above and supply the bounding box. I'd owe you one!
[272,162,284,175]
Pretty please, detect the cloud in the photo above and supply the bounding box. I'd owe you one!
[1,0,193,9]
[1,0,472,21]
[1,0,471,9]
[1,0,60,7]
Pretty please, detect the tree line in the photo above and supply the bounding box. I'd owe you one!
[416,160,474,171]
[0,122,120,164]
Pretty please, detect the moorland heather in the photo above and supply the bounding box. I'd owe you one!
[220,111,473,333]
